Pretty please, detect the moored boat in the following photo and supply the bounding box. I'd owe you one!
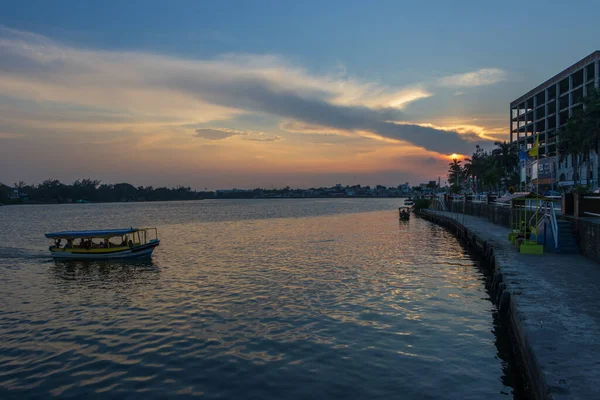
[45,227,160,260]
[404,197,415,206]
[399,207,410,220]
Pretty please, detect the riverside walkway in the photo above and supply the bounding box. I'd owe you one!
[423,210,600,400]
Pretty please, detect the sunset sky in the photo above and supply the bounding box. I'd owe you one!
[1,0,598,189]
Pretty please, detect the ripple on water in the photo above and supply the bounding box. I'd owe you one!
[0,200,518,399]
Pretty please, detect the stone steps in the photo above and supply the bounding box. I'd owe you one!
[556,219,579,254]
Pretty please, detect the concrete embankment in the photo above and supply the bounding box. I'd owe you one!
[421,209,600,400]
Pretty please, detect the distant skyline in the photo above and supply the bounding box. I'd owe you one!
[1,1,599,189]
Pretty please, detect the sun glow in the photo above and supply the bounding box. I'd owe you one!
[451,153,458,160]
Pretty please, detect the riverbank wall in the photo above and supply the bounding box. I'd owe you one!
[446,196,600,264]
[572,218,600,264]
[422,208,600,400]
[445,201,512,228]
[421,209,545,399]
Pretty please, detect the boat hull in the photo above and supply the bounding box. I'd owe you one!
[50,241,159,260]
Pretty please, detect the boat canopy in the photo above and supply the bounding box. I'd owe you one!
[494,192,550,203]
[45,228,138,239]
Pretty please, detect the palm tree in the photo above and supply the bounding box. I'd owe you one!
[481,165,502,192]
[463,145,490,193]
[558,87,600,189]
[448,159,463,193]
[558,116,585,186]
[581,87,600,187]
[491,141,518,189]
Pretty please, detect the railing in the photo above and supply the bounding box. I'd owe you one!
[527,201,558,248]
[528,202,544,227]
[437,194,448,211]
[547,201,559,249]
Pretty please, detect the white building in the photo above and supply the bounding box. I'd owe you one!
[8,189,27,200]
[510,51,600,189]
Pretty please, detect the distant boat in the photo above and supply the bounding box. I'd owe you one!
[404,197,415,206]
[45,227,160,260]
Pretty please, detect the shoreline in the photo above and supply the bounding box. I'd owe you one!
[420,210,542,399]
[0,197,410,206]
[421,208,600,400]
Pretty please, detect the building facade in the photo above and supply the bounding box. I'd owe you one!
[510,51,600,190]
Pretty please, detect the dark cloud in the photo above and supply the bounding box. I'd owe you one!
[168,75,488,154]
[422,157,438,165]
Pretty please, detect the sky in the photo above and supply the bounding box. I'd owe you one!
[0,0,598,189]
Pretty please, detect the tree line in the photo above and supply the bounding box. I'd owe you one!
[0,180,414,204]
[0,179,213,204]
[557,87,600,186]
[448,141,518,193]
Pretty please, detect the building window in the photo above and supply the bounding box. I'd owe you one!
[559,78,569,94]
[535,105,545,119]
[535,91,546,105]
[572,87,584,104]
[559,94,570,110]
[572,69,584,88]
[548,85,556,101]
[586,63,595,82]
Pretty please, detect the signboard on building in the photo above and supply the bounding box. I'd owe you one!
[531,161,538,180]
[537,158,553,179]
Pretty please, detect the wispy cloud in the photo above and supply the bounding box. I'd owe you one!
[279,120,353,136]
[397,120,506,142]
[244,134,283,142]
[0,132,26,139]
[195,128,282,142]
[437,68,507,88]
[0,26,491,155]
[195,128,251,140]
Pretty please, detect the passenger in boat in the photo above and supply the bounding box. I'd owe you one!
[120,238,127,247]
[128,239,133,248]
[98,241,106,248]
[79,238,85,248]
[65,240,73,249]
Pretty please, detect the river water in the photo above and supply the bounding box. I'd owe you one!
[0,199,521,399]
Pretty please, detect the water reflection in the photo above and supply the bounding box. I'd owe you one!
[0,200,521,399]
[50,259,159,283]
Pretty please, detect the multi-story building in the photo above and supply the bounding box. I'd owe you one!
[510,51,600,189]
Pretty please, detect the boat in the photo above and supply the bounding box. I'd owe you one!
[45,227,160,260]
[404,197,415,206]
[399,207,410,220]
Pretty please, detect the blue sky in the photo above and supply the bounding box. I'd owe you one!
[0,0,598,188]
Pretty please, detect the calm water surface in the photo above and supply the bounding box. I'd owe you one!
[0,199,519,399]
